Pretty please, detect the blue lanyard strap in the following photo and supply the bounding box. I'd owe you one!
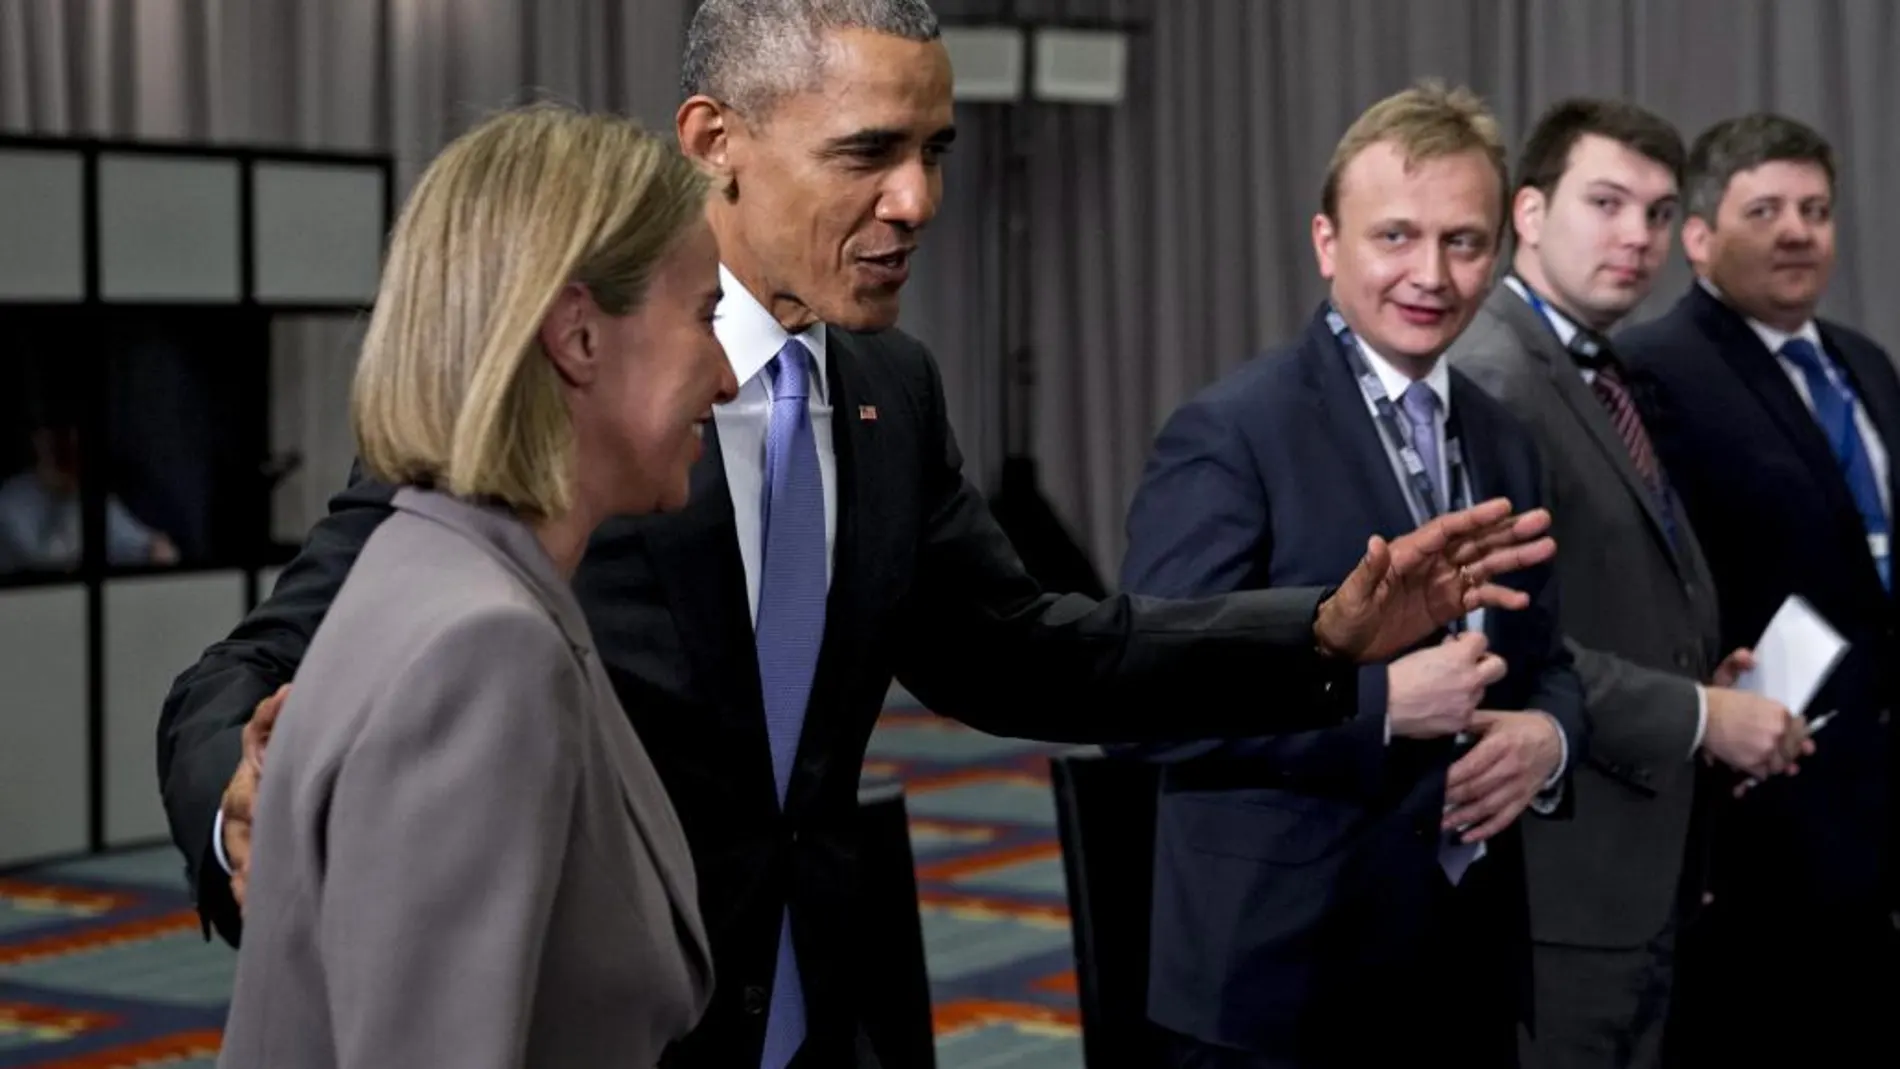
[1325,306,1469,523]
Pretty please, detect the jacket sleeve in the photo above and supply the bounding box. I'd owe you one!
[317,607,582,1069]
[890,349,1358,746]
[155,465,397,945]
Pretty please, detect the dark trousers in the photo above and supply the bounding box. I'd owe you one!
[1520,920,1676,1069]
[1162,860,1522,1069]
[1663,901,1900,1067]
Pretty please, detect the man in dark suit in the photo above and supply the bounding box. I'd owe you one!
[1120,82,1586,1069]
[154,5,1556,1069]
[1445,99,1808,1069]
[1616,112,1900,1067]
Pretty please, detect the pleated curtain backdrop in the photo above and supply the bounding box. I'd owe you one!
[5,0,1897,577]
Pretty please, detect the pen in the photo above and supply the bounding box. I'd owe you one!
[1738,711,1835,793]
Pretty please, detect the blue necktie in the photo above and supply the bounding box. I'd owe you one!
[755,339,826,1069]
[1780,338,1891,590]
[1399,382,1481,884]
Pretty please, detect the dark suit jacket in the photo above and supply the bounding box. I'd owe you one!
[1617,282,1898,919]
[1119,306,1585,1062]
[1448,284,1724,950]
[157,325,1359,1069]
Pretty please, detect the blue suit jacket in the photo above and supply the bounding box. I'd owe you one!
[1618,283,1898,918]
[1120,305,1585,1058]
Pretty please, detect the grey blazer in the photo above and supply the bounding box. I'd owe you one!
[1448,284,1724,950]
[217,487,713,1069]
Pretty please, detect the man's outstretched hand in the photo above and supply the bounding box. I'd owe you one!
[1313,498,1555,664]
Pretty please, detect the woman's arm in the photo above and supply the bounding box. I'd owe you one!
[316,605,584,1069]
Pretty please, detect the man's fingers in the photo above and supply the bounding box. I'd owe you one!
[244,685,290,768]
[1458,535,1558,578]
[1336,536,1389,607]
[1446,738,1507,797]
[1465,582,1532,613]
[1428,498,1516,542]
[1457,786,1528,844]
[1475,653,1508,688]
[1446,757,1517,814]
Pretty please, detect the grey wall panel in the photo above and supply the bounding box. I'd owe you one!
[103,571,246,846]
[0,585,89,867]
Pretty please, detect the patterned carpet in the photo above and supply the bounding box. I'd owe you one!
[0,692,1086,1069]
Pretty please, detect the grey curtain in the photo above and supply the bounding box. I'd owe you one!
[6,0,1896,577]
[914,0,1900,582]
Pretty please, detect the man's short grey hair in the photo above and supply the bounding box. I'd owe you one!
[1685,112,1836,223]
[681,0,941,116]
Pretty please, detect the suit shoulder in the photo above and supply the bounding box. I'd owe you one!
[1446,305,1531,370]
[1612,304,1699,365]
[343,515,576,674]
[828,324,939,426]
[1822,317,1893,362]
[1179,340,1308,421]
[1450,367,1531,437]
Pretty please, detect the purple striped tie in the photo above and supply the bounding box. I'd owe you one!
[755,338,826,1068]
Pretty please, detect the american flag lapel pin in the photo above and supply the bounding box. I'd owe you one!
[858,404,878,421]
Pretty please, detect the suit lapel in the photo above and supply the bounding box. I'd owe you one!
[1827,325,1900,527]
[1493,288,1686,576]
[1688,286,1858,518]
[1448,373,1506,504]
[1304,313,1420,538]
[641,421,779,809]
[596,693,714,981]
[1821,324,1900,604]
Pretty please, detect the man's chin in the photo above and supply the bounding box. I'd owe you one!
[820,290,903,333]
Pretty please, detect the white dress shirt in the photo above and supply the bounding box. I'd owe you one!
[1505,276,1710,757]
[710,263,840,623]
[1348,340,1568,803]
[215,264,844,876]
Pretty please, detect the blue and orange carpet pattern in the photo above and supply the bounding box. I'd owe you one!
[0,693,1085,1068]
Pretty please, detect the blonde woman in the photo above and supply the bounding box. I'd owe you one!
[216,105,736,1069]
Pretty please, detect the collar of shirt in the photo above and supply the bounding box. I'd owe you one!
[1503,275,1582,349]
[1696,276,1823,358]
[1355,333,1452,414]
[714,263,829,401]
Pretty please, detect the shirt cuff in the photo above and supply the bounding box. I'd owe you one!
[212,809,233,875]
[1690,683,1709,757]
[1528,712,1568,814]
[1540,711,1569,789]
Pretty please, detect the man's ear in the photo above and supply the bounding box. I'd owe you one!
[1513,186,1546,251]
[538,283,598,387]
[1680,214,1713,273]
[677,95,738,196]
[1312,213,1339,280]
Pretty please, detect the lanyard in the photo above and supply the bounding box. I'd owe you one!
[1511,277,1578,351]
[1325,305,1469,525]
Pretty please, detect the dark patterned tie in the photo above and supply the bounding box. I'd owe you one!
[1571,331,1676,545]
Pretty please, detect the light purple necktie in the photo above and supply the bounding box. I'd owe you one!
[1399,381,1444,507]
[1398,382,1480,884]
[755,339,826,1068]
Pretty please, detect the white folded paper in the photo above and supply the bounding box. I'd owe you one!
[1733,594,1849,717]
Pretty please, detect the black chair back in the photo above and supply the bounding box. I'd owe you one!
[1049,748,1164,1068]
[856,780,937,1069]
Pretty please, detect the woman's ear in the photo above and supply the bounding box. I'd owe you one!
[539,283,599,387]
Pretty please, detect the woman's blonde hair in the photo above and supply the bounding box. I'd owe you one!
[352,104,711,518]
